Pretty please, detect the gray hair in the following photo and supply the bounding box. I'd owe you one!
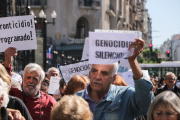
[90,62,119,77]
[47,67,60,75]
[23,63,45,81]
[147,91,180,120]
[165,72,177,80]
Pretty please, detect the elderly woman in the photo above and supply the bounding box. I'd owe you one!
[64,75,89,95]
[147,91,180,120]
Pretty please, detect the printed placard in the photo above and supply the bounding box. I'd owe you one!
[59,60,91,85]
[0,15,37,52]
[48,76,60,95]
[89,32,135,64]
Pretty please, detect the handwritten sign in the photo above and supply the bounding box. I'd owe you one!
[0,15,37,52]
[48,77,60,95]
[89,31,135,64]
[59,61,91,85]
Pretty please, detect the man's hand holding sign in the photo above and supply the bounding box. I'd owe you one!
[128,38,144,80]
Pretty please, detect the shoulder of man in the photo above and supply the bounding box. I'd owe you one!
[9,87,22,99]
[154,86,165,96]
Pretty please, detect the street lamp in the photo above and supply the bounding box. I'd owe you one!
[39,10,57,25]
[31,10,57,71]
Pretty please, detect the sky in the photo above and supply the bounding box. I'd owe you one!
[146,0,180,49]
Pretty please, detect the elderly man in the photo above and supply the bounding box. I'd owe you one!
[155,72,180,97]
[47,67,60,79]
[10,63,57,120]
[76,38,154,120]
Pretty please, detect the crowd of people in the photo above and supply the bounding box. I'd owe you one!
[0,38,180,120]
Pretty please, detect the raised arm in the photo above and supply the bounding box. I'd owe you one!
[3,47,17,75]
[128,38,144,80]
[4,47,17,68]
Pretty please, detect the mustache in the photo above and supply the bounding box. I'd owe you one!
[26,83,35,86]
[93,79,102,85]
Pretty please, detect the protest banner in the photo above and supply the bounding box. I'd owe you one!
[89,32,135,64]
[59,60,91,84]
[48,76,60,95]
[0,15,37,52]
[88,30,140,64]
[122,70,149,87]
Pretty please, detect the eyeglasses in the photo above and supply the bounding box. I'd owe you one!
[166,78,175,81]
[41,83,49,87]
[153,111,178,118]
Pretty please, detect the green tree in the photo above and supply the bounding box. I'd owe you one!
[138,48,162,63]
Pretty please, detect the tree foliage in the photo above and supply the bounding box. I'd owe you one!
[138,48,162,63]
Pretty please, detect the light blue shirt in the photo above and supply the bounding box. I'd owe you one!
[76,73,154,120]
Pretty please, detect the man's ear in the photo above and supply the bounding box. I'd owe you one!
[112,74,117,83]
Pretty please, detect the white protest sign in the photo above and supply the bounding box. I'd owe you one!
[48,76,60,95]
[89,32,135,64]
[81,37,89,60]
[117,59,131,77]
[59,61,91,85]
[0,15,37,52]
[122,70,149,87]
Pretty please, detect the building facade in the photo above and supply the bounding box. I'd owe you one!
[0,0,152,71]
[160,34,180,61]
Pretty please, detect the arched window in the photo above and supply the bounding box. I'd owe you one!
[75,17,89,39]
[84,0,93,7]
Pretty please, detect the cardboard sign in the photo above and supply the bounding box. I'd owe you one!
[0,15,37,52]
[48,76,60,95]
[59,60,91,84]
[122,70,149,87]
[88,31,135,64]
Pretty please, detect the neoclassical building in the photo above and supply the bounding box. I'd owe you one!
[0,0,152,71]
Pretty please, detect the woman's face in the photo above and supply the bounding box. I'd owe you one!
[153,105,178,120]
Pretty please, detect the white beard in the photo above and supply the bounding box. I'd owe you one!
[23,83,41,97]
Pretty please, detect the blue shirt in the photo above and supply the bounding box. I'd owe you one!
[76,73,154,120]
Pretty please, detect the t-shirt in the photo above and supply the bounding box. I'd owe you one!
[9,87,57,120]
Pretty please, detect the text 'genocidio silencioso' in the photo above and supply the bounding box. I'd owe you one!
[95,39,132,59]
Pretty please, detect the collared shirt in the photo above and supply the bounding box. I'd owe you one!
[167,85,175,90]
[76,73,154,120]
[84,84,109,112]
